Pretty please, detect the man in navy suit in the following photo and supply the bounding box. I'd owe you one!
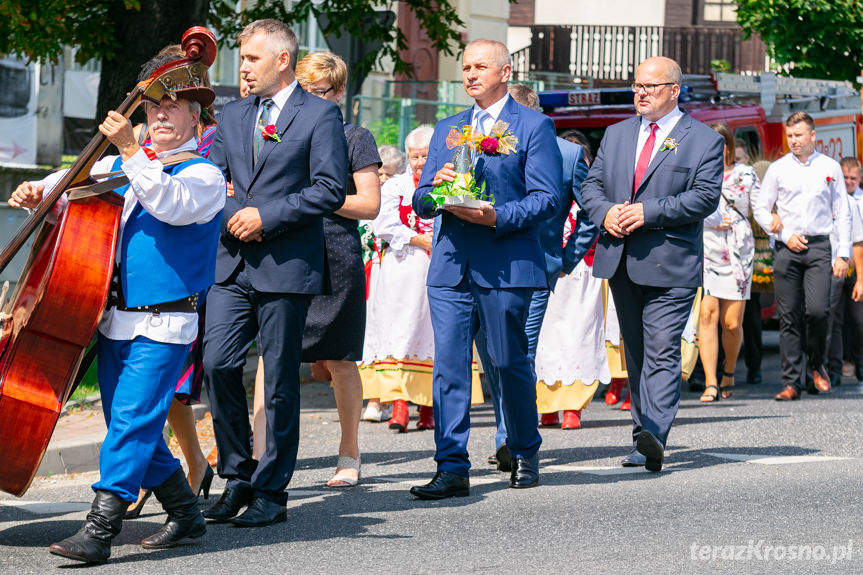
[202,19,347,525]
[478,83,596,471]
[410,40,562,499]
[581,56,723,472]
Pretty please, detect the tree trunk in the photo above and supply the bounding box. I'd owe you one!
[96,0,209,128]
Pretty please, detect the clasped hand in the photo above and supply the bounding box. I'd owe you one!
[603,201,645,238]
[227,207,263,242]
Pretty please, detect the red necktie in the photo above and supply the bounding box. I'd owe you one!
[633,122,658,197]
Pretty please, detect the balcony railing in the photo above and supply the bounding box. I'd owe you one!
[513,25,766,86]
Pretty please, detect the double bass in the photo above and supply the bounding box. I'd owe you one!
[0,27,217,496]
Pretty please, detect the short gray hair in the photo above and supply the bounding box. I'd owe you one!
[405,125,434,151]
[508,84,539,111]
[377,145,405,174]
[239,19,299,71]
[465,39,512,69]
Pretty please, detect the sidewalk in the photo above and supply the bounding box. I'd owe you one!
[35,351,311,478]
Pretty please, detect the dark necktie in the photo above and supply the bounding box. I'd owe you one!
[633,122,658,197]
[254,98,274,166]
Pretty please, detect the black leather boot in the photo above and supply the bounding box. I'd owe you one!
[141,468,206,549]
[49,490,129,564]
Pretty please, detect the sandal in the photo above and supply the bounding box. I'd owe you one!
[700,385,720,403]
[326,455,361,488]
[720,371,735,399]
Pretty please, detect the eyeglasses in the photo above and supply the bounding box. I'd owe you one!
[309,86,334,97]
[631,82,676,94]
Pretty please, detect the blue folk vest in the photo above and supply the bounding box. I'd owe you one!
[111,155,222,308]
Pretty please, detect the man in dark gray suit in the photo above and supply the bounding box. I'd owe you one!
[581,56,723,472]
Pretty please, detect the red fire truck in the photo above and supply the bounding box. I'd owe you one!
[538,72,862,165]
[538,72,863,319]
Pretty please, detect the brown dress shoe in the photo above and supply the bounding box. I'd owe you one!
[811,367,831,393]
[775,386,800,401]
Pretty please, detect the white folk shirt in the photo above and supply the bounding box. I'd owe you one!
[754,150,852,259]
[33,138,226,345]
[634,106,684,171]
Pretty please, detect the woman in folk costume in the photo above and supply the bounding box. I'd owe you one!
[360,144,406,423]
[360,125,482,432]
[534,205,610,428]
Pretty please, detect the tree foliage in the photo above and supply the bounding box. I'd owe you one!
[736,0,863,83]
[0,0,471,131]
[210,0,466,81]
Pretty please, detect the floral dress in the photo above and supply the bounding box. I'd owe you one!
[702,163,759,300]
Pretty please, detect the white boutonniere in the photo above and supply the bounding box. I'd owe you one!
[659,137,679,154]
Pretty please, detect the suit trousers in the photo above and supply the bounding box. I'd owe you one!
[827,270,863,375]
[608,261,696,447]
[742,292,762,375]
[772,237,831,391]
[93,334,187,501]
[203,265,311,505]
[427,275,541,477]
[477,288,549,450]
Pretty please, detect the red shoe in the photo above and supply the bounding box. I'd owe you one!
[605,378,625,405]
[388,399,409,433]
[417,405,435,430]
[540,412,560,427]
[561,410,581,429]
[620,389,631,411]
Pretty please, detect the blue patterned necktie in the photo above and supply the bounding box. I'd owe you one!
[254,98,274,166]
[475,109,490,135]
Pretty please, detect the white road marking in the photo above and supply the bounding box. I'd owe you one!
[705,453,852,465]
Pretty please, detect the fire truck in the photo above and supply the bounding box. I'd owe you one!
[538,72,862,164]
[538,73,863,319]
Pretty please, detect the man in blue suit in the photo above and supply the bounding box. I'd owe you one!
[410,40,562,499]
[202,19,347,525]
[581,56,723,472]
[478,83,597,471]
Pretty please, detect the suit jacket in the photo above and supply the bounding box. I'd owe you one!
[413,96,563,289]
[208,87,348,294]
[580,112,723,288]
[551,137,596,286]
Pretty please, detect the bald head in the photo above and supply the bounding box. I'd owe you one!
[633,56,682,121]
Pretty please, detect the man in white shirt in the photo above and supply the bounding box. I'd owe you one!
[826,157,863,385]
[754,112,852,400]
[10,52,226,563]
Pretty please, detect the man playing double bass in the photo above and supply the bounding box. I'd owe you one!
[9,52,226,564]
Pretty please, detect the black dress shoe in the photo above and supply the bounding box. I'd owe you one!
[487,453,499,466]
[230,497,287,527]
[202,484,253,523]
[509,454,539,488]
[746,369,762,385]
[495,444,513,473]
[410,471,470,500]
[621,449,646,467]
[856,363,863,382]
[636,430,664,472]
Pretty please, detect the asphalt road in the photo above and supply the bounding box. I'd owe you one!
[2,330,863,574]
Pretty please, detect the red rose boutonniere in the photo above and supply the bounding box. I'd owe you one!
[261,124,281,142]
[826,176,834,184]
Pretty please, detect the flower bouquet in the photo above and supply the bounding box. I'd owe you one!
[426,121,518,209]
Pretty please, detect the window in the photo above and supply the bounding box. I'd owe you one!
[703,0,737,23]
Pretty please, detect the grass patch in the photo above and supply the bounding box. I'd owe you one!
[69,359,99,404]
